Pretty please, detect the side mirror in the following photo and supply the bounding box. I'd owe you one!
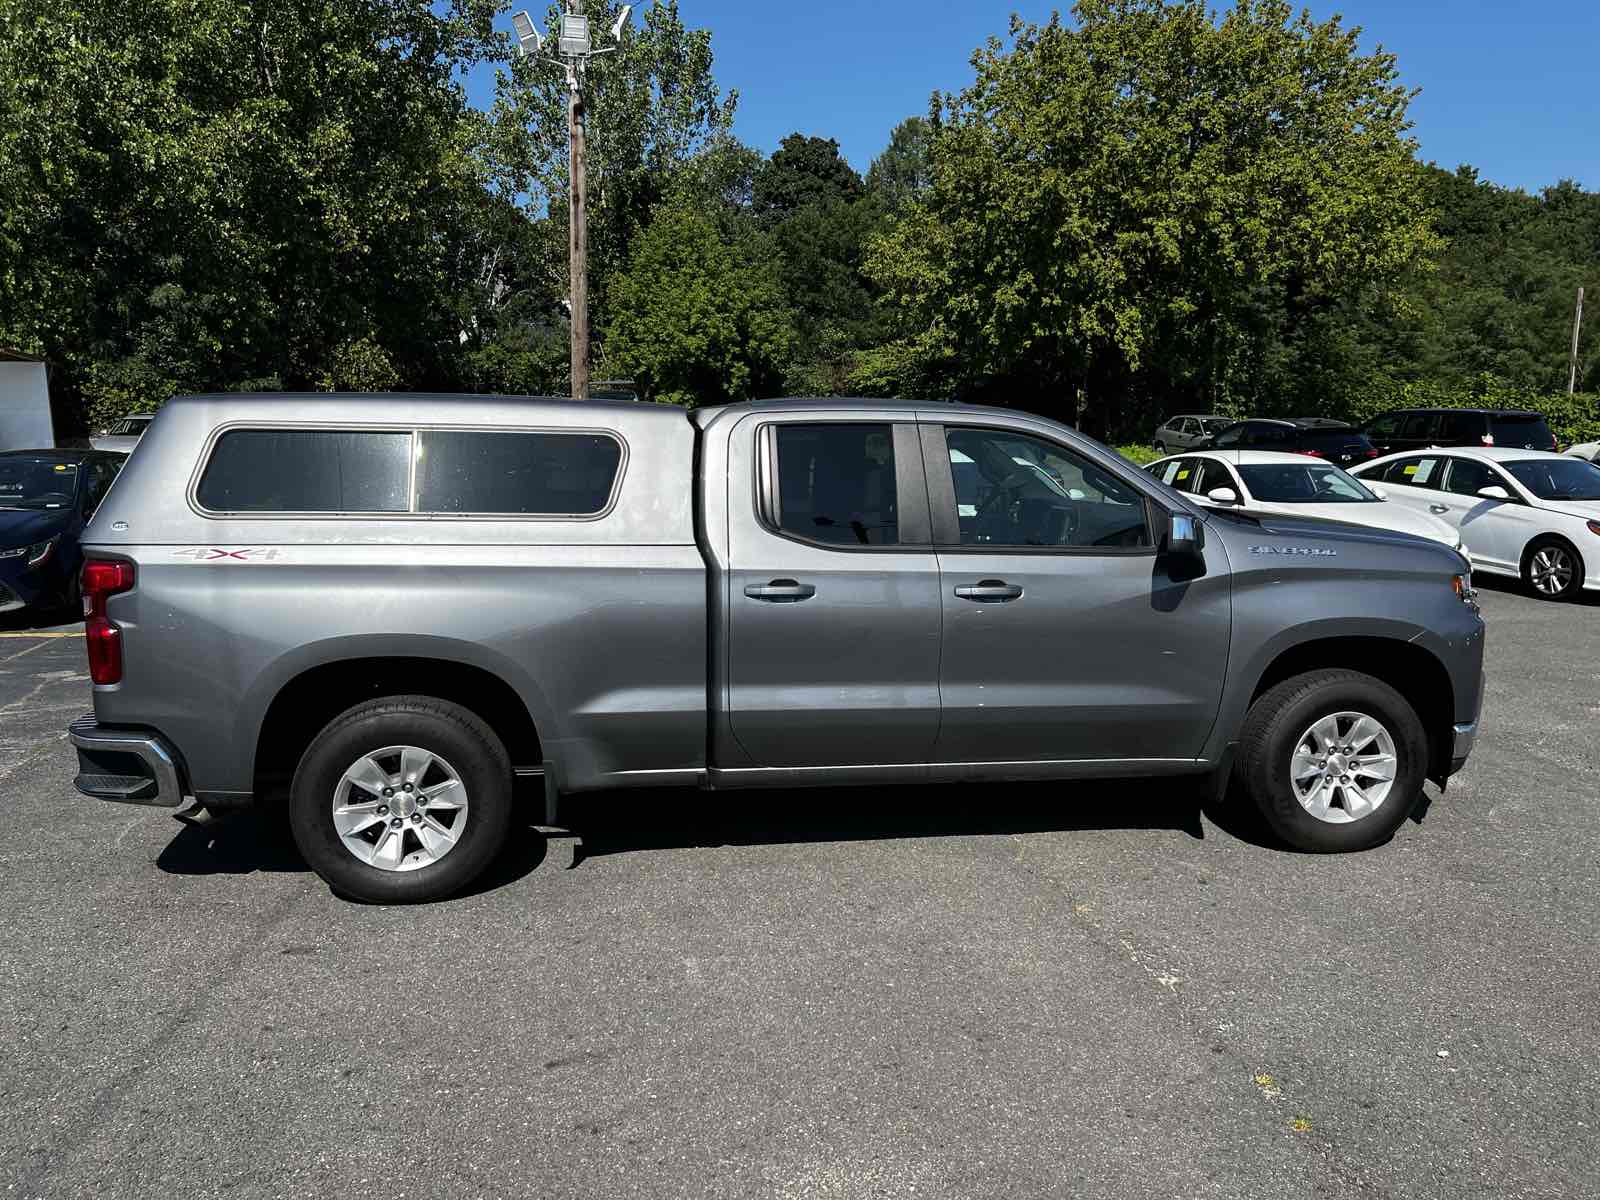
[1476,485,1511,501]
[1165,511,1207,577]
[1205,486,1239,505]
[1367,484,1388,500]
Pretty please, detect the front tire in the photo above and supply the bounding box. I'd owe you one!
[1521,536,1584,602]
[1235,669,1427,852]
[290,696,513,903]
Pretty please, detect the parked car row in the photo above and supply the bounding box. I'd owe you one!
[1155,407,1562,462]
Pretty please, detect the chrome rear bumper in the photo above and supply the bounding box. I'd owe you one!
[68,714,187,807]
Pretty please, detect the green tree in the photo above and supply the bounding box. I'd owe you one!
[865,117,933,211]
[753,133,864,224]
[867,0,1440,435]
[603,199,794,406]
[0,0,506,424]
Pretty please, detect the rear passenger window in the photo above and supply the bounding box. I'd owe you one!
[774,424,898,546]
[414,430,622,515]
[1385,455,1442,488]
[197,430,411,512]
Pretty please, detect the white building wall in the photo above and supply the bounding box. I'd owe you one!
[0,361,54,448]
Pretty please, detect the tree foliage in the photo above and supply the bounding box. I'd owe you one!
[866,0,1440,433]
[603,199,793,407]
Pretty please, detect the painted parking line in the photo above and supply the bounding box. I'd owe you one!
[0,632,80,639]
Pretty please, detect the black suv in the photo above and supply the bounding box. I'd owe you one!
[1205,418,1379,468]
[1363,408,1558,455]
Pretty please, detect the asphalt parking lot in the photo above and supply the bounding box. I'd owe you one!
[2,582,1597,1199]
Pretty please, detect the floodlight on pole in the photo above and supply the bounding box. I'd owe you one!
[509,3,636,400]
[510,10,542,57]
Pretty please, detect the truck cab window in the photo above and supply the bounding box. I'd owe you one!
[943,428,1149,549]
[773,423,898,546]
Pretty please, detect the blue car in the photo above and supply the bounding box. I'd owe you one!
[0,449,125,616]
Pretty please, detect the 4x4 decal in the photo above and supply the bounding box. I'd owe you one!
[172,547,285,561]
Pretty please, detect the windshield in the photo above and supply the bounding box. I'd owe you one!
[109,417,151,436]
[1199,419,1230,435]
[1503,458,1600,501]
[0,457,80,509]
[1237,462,1376,503]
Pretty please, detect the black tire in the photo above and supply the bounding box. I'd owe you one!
[289,696,513,903]
[1153,442,1167,455]
[1234,669,1427,853]
[1520,535,1584,602]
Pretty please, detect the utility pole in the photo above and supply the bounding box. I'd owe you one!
[511,4,631,401]
[1569,286,1585,395]
[567,54,588,400]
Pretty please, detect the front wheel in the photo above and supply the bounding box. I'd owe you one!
[289,696,513,903]
[1234,669,1427,852]
[1522,536,1584,601]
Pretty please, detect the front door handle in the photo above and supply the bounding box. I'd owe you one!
[1429,503,1449,514]
[745,579,816,602]
[954,579,1023,603]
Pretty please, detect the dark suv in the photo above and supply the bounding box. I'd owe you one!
[1363,408,1558,455]
[1206,418,1379,468]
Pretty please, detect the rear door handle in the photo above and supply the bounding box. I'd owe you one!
[744,579,816,602]
[1429,503,1449,514]
[953,579,1023,603]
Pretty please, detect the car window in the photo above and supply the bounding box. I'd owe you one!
[1193,460,1233,498]
[1502,457,1600,501]
[1163,457,1200,493]
[1442,457,1498,497]
[83,458,122,514]
[1490,414,1555,449]
[1436,412,1477,441]
[1236,462,1375,503]
[1178,418,1197,436]
[1400,413,1436,439]
[943,427,1149,549]
[1211,424,1244,448]
[0,456,81,510]
[197,429,412,513]
[774,423,898,546]
[1246,424,1290,448]
[413,430,622,516]
[1367,414,1401,438]
[1383,455,1443,489]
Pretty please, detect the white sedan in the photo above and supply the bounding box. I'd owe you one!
[1564,441,1599,464]
[1146,450,1462,548]
[1351,447,1600,601]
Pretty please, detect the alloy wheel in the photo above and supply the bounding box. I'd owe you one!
[1288,711,1398,825]
[331,745,469,871]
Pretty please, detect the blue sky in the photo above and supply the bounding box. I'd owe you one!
[467,2,1600,194]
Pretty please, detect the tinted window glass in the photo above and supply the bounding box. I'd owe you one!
[1400,413,1436,439]
[1300,426,1360,446]
[0,456,79,509]
[1367,414,1401,438]
[1436,411,1478,441]
[1194,460,1235,498]
[1164,458,1201,493]
[775,424,898,546]
[1503,457,1600,501]
[1384,455,1442,489]
[1211,424,1244,448]
[198,430,411,512]
[1237,463,1375,503]
[414,430,622,515]
[1490,414,1555,448]
[1246,424,1290,448]
[1443,458,1497,497]
[944,428,1149,549]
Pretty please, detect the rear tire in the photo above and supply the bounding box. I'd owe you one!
[1521,536,1584,602]
[289,696,513,903]
[1153,442,1167,455]
[1235,669,1427,853]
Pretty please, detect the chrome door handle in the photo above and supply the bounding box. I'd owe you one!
[744,579,816,602]
[1429,504,1449,514]
[953,579,1023,603]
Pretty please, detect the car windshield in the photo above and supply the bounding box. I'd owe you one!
[1237,462,1376,503]
[1503,458,1600,501]
[109,417,151,436]
[0,457,79,509]
[1199,418,1230,434]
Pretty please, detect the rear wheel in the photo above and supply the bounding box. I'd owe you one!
[289,696,512,903]
[1153,441,1167,455]
[1521,536,1583,601]
[1235,669,1427,852]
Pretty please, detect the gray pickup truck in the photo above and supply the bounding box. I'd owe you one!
[69,394,1484,902]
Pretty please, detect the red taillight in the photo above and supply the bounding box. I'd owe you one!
[1300,449,1326,458]
[81,558,135,685]
[1363,448,1380,458]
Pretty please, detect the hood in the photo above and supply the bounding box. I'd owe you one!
[1245,500,1458,547]
[0,507,72,550]
[1535,498,1600,522]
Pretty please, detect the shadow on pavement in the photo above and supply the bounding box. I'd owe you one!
[1472,572,1600,607]
[0,607,81,632]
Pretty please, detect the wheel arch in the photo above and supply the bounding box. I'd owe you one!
[1247,635,1455,783]
[246,638,551,792]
